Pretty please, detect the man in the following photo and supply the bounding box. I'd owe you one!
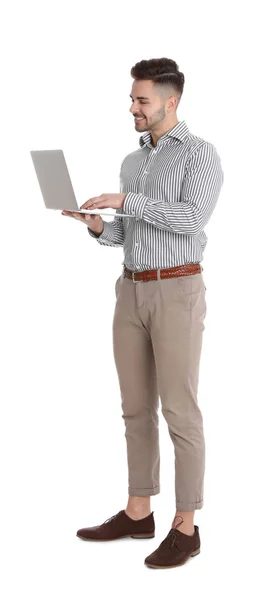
[62,57,224,569]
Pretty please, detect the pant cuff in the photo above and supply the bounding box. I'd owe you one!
[176,498,203,510]
[128,485,160,496]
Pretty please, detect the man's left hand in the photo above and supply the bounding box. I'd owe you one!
[80,193,127,211]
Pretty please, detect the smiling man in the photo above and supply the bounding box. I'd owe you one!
[69,57,224,569]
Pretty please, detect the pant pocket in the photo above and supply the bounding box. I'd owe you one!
[176,275,206,307]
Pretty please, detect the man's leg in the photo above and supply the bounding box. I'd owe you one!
[126,495,151,520]
[149,271,207,530]
[171,511,195,536]
[112,274,160,516]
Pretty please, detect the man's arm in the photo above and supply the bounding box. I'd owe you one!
[122,142,224,235]
[87,160,125,247]
[87,211,124,246]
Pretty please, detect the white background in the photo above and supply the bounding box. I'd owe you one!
[1,0,276,598]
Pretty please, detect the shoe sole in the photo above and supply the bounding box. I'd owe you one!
[145,546,200,569]
[76,532,155,541]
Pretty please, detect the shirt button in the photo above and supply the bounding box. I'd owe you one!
[144,171,148,174]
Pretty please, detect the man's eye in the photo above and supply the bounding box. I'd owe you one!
[130,100,147,104]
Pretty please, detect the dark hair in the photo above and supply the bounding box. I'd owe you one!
[130,57,185,107]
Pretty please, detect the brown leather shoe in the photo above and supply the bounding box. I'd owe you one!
[144,524,200,569]
[76,510,155,541]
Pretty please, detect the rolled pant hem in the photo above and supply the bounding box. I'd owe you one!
[128,485,160,496]
[176,499,204,510]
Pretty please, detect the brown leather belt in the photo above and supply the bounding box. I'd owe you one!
[123,263,202,283]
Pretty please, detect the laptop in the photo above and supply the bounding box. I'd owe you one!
[30,149,134,217]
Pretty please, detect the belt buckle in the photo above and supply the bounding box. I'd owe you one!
[132,271,139,283]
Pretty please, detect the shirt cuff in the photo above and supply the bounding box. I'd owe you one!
[87,221,113,241]
[123,192,148,219]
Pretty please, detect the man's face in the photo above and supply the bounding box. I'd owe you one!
[129,80,167,132]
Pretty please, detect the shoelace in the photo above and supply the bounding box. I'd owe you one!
[166,528,181,548]
[167,515,184,548]
[102,510,122,525]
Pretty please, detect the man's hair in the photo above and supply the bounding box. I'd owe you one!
[130,57,185,108]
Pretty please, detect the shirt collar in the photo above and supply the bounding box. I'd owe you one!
[139,120,189,149]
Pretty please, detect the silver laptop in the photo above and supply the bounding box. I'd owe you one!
[30,149,134,217]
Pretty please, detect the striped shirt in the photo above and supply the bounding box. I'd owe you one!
[88,120,224,271]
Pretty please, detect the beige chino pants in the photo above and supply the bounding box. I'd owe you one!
[112,266,207,511]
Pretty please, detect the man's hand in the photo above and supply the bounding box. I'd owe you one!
[80,193,127,211]
[61,192,127,231]
[61,209,104,234]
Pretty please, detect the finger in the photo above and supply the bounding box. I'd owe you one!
[62,210,73,217]
[84,213,100,221]
[65,211,85,220]
[72,211,86,220]
[86,202,106,210]
[80,198,98,209]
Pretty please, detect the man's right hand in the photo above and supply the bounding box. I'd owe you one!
[61,210,104,235]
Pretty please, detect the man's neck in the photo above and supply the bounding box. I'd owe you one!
[151,120,179,147]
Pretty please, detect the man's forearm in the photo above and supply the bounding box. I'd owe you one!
[87,218,124,247]
[88,225,104,238]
